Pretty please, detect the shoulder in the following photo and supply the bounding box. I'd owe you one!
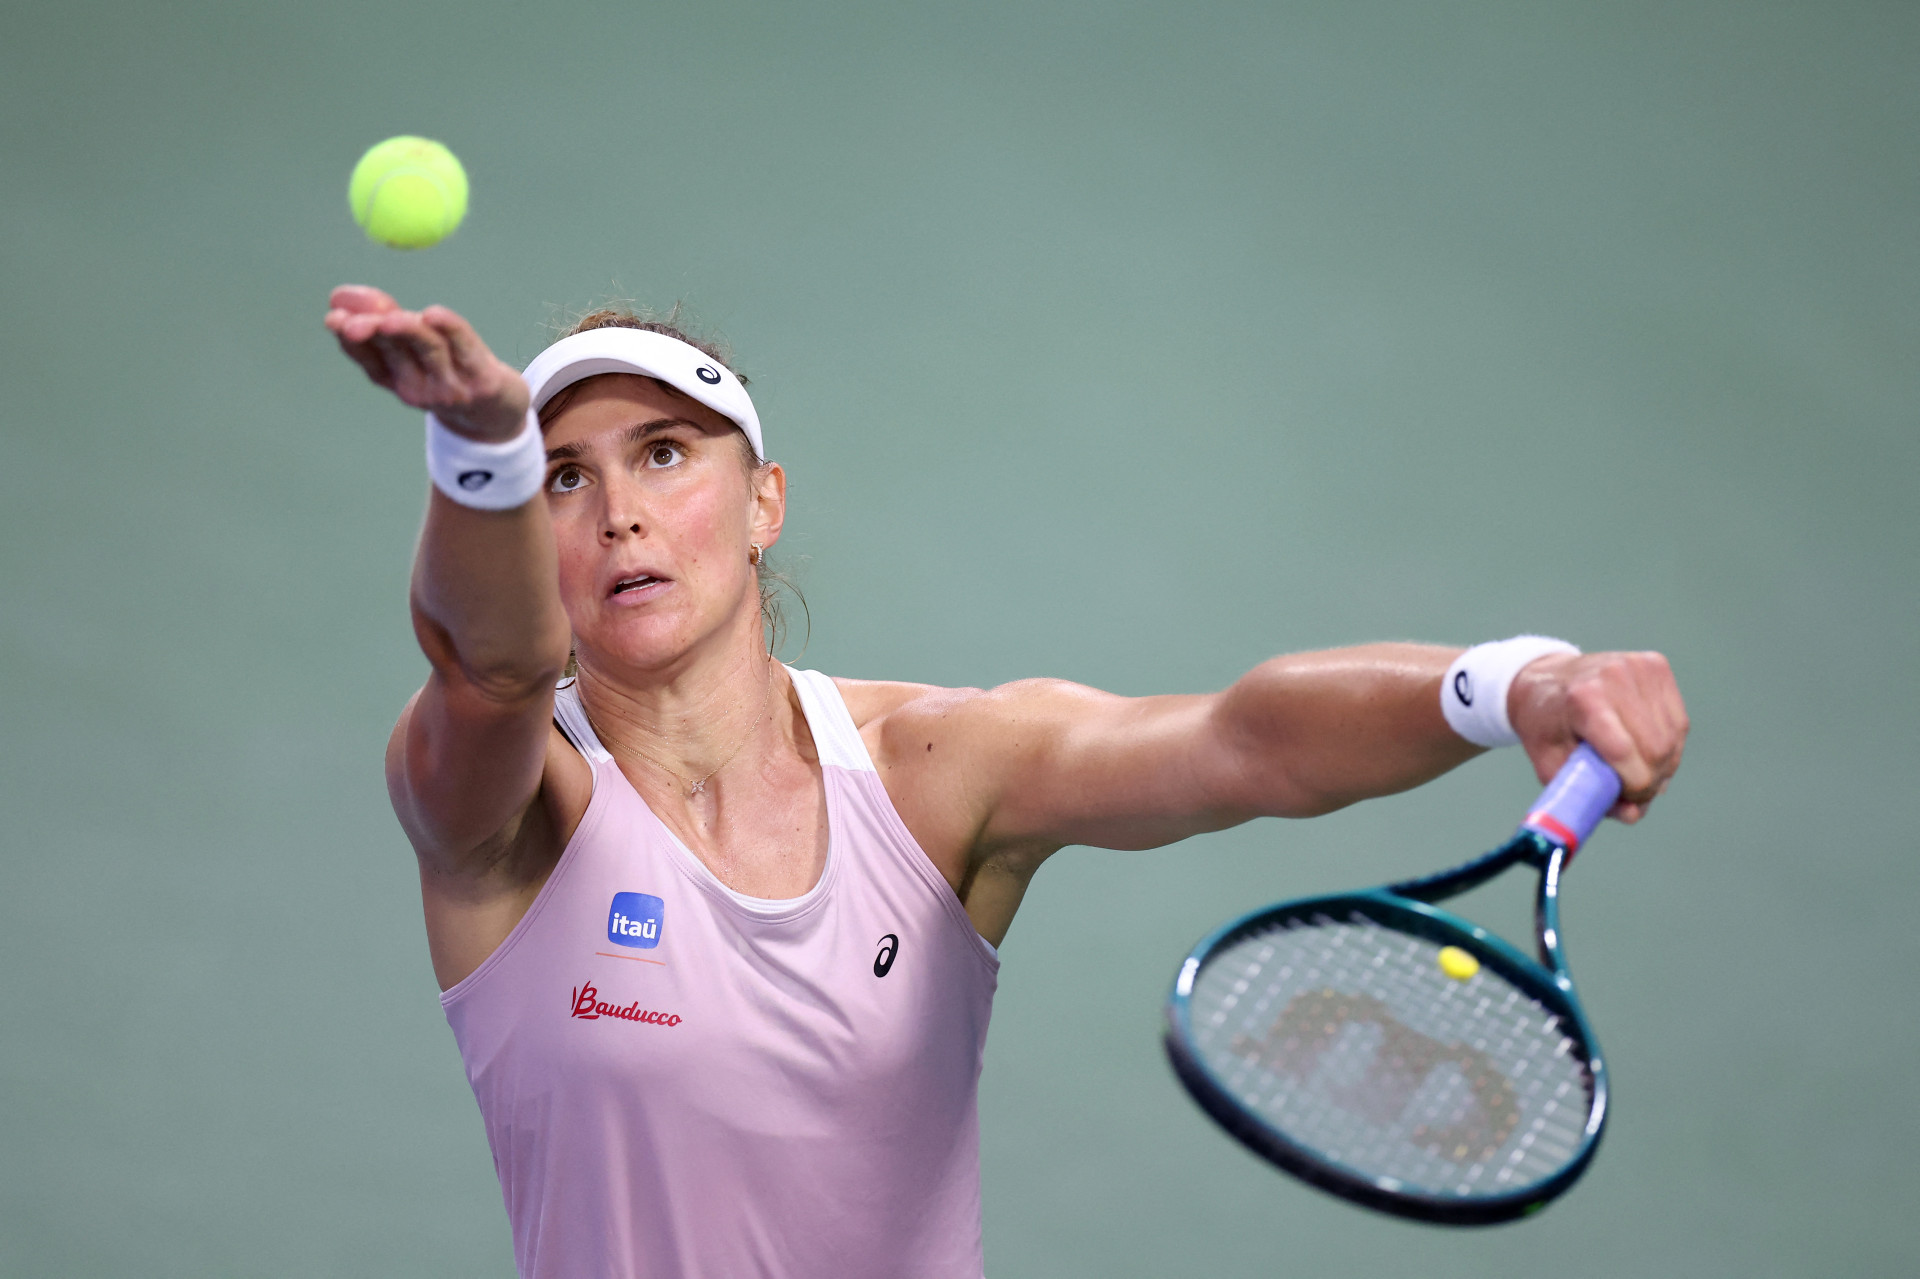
[832,673,1110,724]
[829,675,957,727]
[831,674,1123,767]
[826,676,1110,902]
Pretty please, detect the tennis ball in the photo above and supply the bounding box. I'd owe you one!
[1437,946,1480,981]
[349,136,468,249]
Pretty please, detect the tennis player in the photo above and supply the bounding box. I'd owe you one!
[325,283,1687,1279]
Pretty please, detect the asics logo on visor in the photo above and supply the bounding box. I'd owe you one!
[695,366,721,384]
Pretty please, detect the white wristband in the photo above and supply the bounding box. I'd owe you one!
[424,409,546,510]
[1441,635,1581,748]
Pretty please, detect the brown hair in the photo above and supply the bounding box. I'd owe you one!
[545,303,807,661]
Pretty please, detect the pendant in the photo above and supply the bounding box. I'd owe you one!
[689,779,707,796]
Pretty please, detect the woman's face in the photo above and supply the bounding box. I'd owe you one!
[541,373,783,674]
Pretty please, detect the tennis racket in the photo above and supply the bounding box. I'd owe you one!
[1163,743,1624,1225]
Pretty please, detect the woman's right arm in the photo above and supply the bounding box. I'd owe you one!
[326,285,579,893]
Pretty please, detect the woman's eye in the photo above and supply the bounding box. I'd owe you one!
[548,466,588,494]
[647,442,686,468]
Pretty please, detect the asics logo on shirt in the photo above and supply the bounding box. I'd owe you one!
[607,892,665,949]
[874,933,899,977]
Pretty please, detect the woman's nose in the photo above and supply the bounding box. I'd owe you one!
[600,476,646,541]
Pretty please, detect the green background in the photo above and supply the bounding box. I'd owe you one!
[4,2,1915,1274]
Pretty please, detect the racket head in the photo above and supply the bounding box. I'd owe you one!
[1165,889,1606,1225]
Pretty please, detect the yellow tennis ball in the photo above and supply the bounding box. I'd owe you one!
[349,136,468,249]
[1437,946,1480,981]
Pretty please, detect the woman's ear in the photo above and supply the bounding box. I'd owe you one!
[749,461,787,550]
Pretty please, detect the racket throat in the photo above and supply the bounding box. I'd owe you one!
[1534,845,1575,983]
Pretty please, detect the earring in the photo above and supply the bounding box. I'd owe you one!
[749,543,764,566]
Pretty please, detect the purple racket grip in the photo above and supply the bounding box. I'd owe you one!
[1522,742,1623,855]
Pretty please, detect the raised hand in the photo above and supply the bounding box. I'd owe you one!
[325,285,530,441]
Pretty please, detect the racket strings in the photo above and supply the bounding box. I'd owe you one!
[1188,911,1593,1197]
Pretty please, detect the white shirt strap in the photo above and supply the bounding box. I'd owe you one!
[785,668,876,773]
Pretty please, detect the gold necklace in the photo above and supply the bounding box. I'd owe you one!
[607,654,776,798]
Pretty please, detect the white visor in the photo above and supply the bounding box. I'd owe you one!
[521,327,763,461]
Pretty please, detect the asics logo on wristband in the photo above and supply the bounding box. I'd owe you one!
[1441,636,1580,749]
[425,410,546,511]
[695,365,722,384]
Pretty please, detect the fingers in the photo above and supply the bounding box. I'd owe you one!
[1569,688,1650,794]
[335,331,394,387]
[422,304,531,430]
[327,296,457,406]
[328,300,435,353]
[1561,651,1687,814]
[1510,653,1579,785]
[328,283,399,315]
[369,320,457,409]
[325,289,529,437]
[423,305,494,378]
[1524,738,1575,787]
[1609,652,1686,800]
[1642,652,1690,771]
[1511,648,1688,823]
[381,312,457,384]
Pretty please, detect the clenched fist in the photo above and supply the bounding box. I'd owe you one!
[1509,651,1689,823]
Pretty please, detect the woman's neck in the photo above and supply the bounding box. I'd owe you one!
[570,616,828,895]
[575,634,781,785]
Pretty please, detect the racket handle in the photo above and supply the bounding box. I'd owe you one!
[1522,742,1623,854]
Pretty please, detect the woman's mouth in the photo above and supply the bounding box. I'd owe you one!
[608,573,673,605]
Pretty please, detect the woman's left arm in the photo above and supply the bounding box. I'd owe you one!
[899,642,1686,863]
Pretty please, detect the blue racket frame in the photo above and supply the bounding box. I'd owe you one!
[1165,744,1624,1226]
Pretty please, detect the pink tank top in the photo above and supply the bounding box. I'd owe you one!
[440,669,999,1279]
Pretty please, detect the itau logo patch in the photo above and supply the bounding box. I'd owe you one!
[607,892,665,949]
